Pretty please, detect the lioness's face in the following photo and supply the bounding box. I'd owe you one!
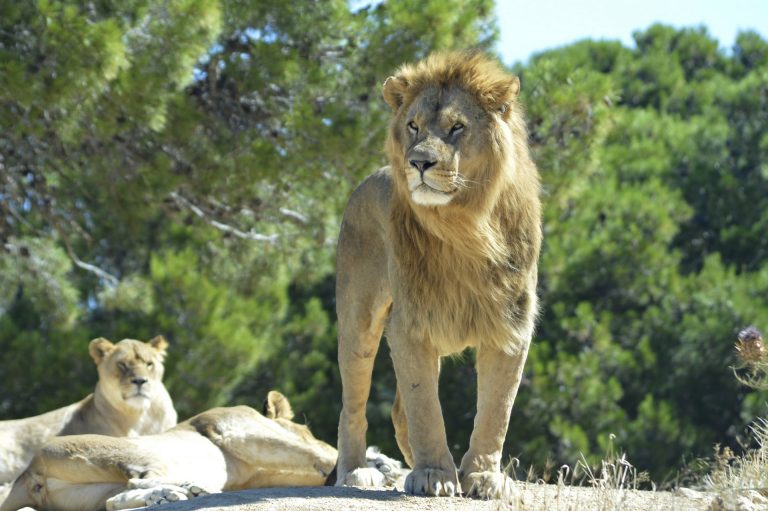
[275,418,339,459]
[263,390,338,460]
[397,85,488,207]
[90,337,168,411]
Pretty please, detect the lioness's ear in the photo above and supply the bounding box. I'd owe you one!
[263,390,295,421]
[148,335,169,356]
[383,75,408,110]
[89,337,115,364]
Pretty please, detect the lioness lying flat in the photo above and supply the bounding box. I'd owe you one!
[335,51,541,498]
[0,336,177,487]
[0,392,396,511]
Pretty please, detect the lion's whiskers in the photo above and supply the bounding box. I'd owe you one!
[454,175,484,189]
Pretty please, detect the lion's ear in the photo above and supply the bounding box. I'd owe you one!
[263,390,295,421]
[488,75,520,115]
[89,337,115,364]
[383,75,408,110]
[148,335,169,357]
[508,75,521,96]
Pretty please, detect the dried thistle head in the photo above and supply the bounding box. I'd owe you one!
[735,326,765,365]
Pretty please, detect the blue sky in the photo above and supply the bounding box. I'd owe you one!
[495,0,768,65]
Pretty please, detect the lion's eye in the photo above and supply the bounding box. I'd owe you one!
[450,122,465,135]
[117,362,128,372]
[407,121,418,133]
[147,361,154,368]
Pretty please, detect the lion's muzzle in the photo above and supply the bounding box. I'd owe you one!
[409,158,437,175]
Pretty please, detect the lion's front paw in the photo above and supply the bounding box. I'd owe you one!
[461,471,516,500]
[336,467,387,488]
[404,468,459,497]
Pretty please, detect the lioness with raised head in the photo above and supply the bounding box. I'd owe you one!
[335,51,541,498]
[1,392,359,511]
[0,336,177,487]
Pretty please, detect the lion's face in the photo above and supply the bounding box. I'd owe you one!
[89,336,168,411]
[393,85,489,207]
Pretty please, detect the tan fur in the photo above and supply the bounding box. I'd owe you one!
[335,51,541,497]
[0,392,337,511]
[0,337,177,487]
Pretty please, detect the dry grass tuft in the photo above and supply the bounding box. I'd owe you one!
[491,435,671,511]
[573,438,649,510]
[705,421,768,510]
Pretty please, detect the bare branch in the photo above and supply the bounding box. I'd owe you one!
[70,257,120,287]
[58,238,119,287]
[170,191,278,244]
[279,207,309,225]
[4,240,119,287]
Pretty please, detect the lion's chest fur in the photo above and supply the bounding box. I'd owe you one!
[389,204,534,355]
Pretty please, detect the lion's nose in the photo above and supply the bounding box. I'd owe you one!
[132,377,148,388]
[409,159,437,174]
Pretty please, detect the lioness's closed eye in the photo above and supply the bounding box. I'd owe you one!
[0,336,177,486]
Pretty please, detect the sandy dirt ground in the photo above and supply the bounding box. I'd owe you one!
[147,484,715,511]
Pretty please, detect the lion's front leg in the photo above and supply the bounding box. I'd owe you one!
[335,309,389,488]
[458,343,529,499]
[389,329,458,497]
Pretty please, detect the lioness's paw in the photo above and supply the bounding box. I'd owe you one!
[405,468,459,497]
[106,483,191,510]
[366,446,405,487]
[336,467,387,488]
[144,485,189,505]
[125,478,210,496]
[461,471,516,500]
[179,482,210,497]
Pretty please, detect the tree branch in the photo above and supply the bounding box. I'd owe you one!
[58,237,120,287]
[170,191,278,244]
[279,207,309,225]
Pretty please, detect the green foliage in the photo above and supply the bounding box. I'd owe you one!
[0,0,497,426]
[0,238,80,329]
[1,1,767,485]
[144,248,288,416]
[507,25,768,481]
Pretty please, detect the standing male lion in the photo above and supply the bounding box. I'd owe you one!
[335,50,541,498]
